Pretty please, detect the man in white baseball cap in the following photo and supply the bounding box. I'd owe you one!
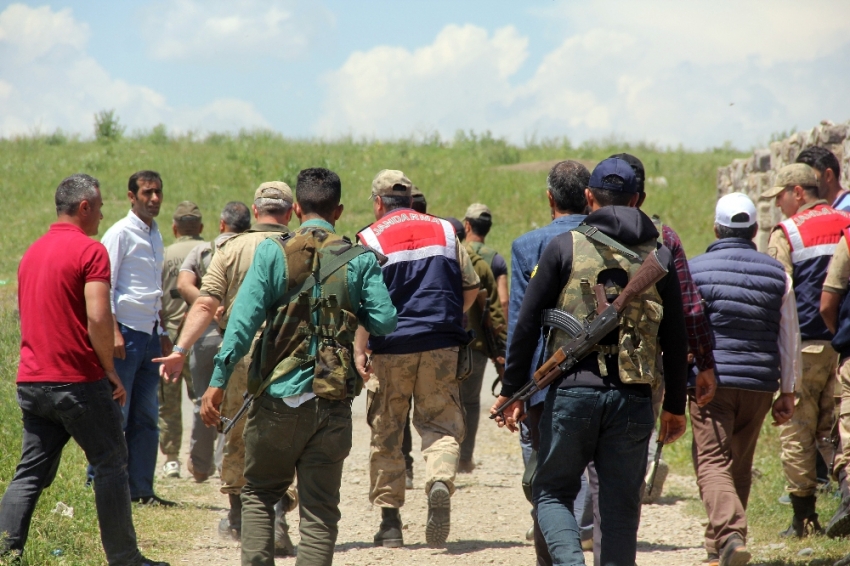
[687,192,800,566]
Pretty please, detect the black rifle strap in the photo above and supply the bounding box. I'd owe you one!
[572,224,639,260]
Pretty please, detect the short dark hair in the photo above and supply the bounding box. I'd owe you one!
[716,221,757,240]
[129,170,162,195]
[174,216,201,235]
[55,174,99,215]
[609,153,645,193]
[221,201,251,232]
[296,168,342,217]
[412,195,427,213]
[548,160,590,213]
[466,216,492,237]
[379,195,412,212]
[796,146,841,179]
[590,187,633,207]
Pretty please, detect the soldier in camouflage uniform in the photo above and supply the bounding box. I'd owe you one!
[463,203,509,321]
[158,201,203,478]
[155,182,297,553]
[199,167,397,566]
[176,201,251,482]
[494,158,689,564]
[356,170,481,548]
[446,217,506,473]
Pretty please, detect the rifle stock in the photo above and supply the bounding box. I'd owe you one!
[490,249,668,421]
[220,391,253,435]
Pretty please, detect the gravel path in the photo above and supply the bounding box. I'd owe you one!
[163,365,708,565]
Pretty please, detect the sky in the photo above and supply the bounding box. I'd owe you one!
[1,0,849,149]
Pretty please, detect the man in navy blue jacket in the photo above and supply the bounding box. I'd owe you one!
[689,192,799,566]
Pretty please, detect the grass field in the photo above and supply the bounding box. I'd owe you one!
[0,131,845,564]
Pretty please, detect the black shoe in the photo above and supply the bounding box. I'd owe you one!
[827,495,850,538]
[426,481,451,547]
[219,494,241,541]
[274,500,296,556]
[779,494,823,538]
[373,507,404,548]
[139,555,170,566]
[131,495,176,507]
[719,535,751,566]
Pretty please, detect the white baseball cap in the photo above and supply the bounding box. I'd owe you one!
[715,192,757,228]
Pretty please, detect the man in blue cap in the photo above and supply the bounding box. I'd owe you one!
[493,157,689,565]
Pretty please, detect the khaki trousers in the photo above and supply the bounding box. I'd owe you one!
[367,347,465,508]
[779,340,837,496]
[834,358,850,478]
[690,388,773,555]
[220,354,250,494]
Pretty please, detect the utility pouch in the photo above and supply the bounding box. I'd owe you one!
[313,308,360,401]
[456,330,476,381]
[618,299,663,385]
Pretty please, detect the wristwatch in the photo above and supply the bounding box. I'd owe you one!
[172,344,188,356]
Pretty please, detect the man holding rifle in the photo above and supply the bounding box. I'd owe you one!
[492,157,690,565]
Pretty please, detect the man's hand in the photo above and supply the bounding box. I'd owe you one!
[659,410,686,444]
[105,369,127,406]
[159,334,173,357]
[694,368,717,407]
[772,392,795,426]
[113,326,126,360]
[213,306,225,325]
[201,387,225,427]
[153,350,186,383]
[490,396,525,432]
[355,350,372,381]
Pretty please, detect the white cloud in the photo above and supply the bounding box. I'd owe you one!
[142,0,331,62]
[0,3,270,138]
[317,2,850,148]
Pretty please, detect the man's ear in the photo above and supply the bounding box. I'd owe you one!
[584,188,595,208]
[219,219,226,233]
[793,185,806,202]
[78,199,91,217]
[127,190,136,204]
[636,192,647,208]
[334,203,344,221]
[293,202,304,221]
[172,222,178,237]
[628,193,640,207]
[547,190,555,209]
[251,204,259,219]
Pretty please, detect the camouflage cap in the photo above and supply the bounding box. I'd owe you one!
[411,185,424,198]
[761,163,819,199]
[464,203,492,221]
[371,169,412,199]
[254,181,293,203]
[172,201,201,221]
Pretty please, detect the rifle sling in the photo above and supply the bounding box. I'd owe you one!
[572,224,639,260]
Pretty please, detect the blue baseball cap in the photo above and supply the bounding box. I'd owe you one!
[589,157,638,193]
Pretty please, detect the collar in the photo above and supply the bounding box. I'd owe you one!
[798,199,829,213]
[300,218,335,232]
[249,222,288,233]
[50,222,87,235]
[551,214,585,225]
[707,237,757,253]
[175,235,203,242]
[126,209,158,233]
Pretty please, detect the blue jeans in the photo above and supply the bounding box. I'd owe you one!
[534,387,654,566]
[0,379,142,566]
[99,324,162,499]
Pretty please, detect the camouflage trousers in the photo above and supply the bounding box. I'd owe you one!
[220,354,250,495]
[367,347,465,508]
[158,354,195,458]
[779,340,837,497]
[833,358,850,479]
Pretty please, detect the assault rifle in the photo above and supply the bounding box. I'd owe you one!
[219,391,252,435]
[645,439,665,498]
[490,249,668,420]
[475,289,506,396]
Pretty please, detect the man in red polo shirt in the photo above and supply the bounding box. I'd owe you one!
[0,174,169,566]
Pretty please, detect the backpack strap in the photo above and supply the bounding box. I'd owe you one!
[572,224,639,260]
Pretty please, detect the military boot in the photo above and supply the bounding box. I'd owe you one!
[779,494,823,538]
[827,470,850,538]
[274,499,296,556]
[373,507,404,548]
[218,493,242,541]
[426,481,451,546]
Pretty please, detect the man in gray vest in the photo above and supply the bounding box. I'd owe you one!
[689,192,799,566]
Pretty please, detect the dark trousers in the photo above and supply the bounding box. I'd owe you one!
[459,350,489,462]
[690,388,773,554]
[87,324,163,499]
[189,332,222,476]
[0,379,142,566]
[241,395,352,566]
[535,387,653,566]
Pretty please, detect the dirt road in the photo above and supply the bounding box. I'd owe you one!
[163,365,707,565]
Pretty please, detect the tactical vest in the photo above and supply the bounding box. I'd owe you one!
[549,231,663,385]
[248,227,366,401]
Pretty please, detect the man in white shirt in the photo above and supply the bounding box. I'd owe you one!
[100,170,175,506]
[687,193,799,566]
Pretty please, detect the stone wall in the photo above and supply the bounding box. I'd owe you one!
[716,120,850,251]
